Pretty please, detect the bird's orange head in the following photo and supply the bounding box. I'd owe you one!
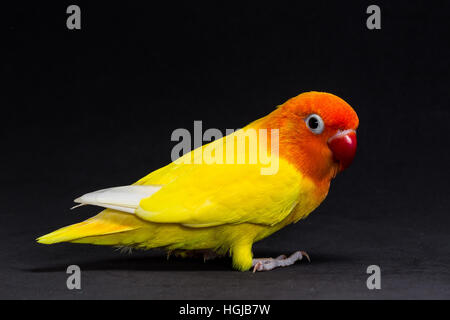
[259,91,359,185]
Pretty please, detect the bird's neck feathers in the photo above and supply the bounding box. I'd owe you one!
[247,108,339,194]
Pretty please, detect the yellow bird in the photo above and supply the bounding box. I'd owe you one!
[38,91,359,271]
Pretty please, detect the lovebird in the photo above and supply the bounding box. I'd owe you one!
[38,91,359,272]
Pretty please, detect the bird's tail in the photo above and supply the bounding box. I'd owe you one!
[37,209,149,246]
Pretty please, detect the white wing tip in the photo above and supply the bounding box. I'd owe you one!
[70,202,85,210]
[71,185,162,214]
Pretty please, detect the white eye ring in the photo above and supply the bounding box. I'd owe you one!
[305,114,325,134]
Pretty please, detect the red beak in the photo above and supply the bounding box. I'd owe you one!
[327,130,357,171]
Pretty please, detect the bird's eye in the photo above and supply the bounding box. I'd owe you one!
[305,114,324,134]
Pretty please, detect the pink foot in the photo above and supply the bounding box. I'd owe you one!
[252,251,310,272]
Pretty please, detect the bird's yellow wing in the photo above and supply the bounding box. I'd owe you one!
[69,129,317,228]
[134,157,311,227]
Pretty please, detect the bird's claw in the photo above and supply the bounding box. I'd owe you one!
[252,250,310,272]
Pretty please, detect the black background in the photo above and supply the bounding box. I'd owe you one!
[2,1,449,299]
